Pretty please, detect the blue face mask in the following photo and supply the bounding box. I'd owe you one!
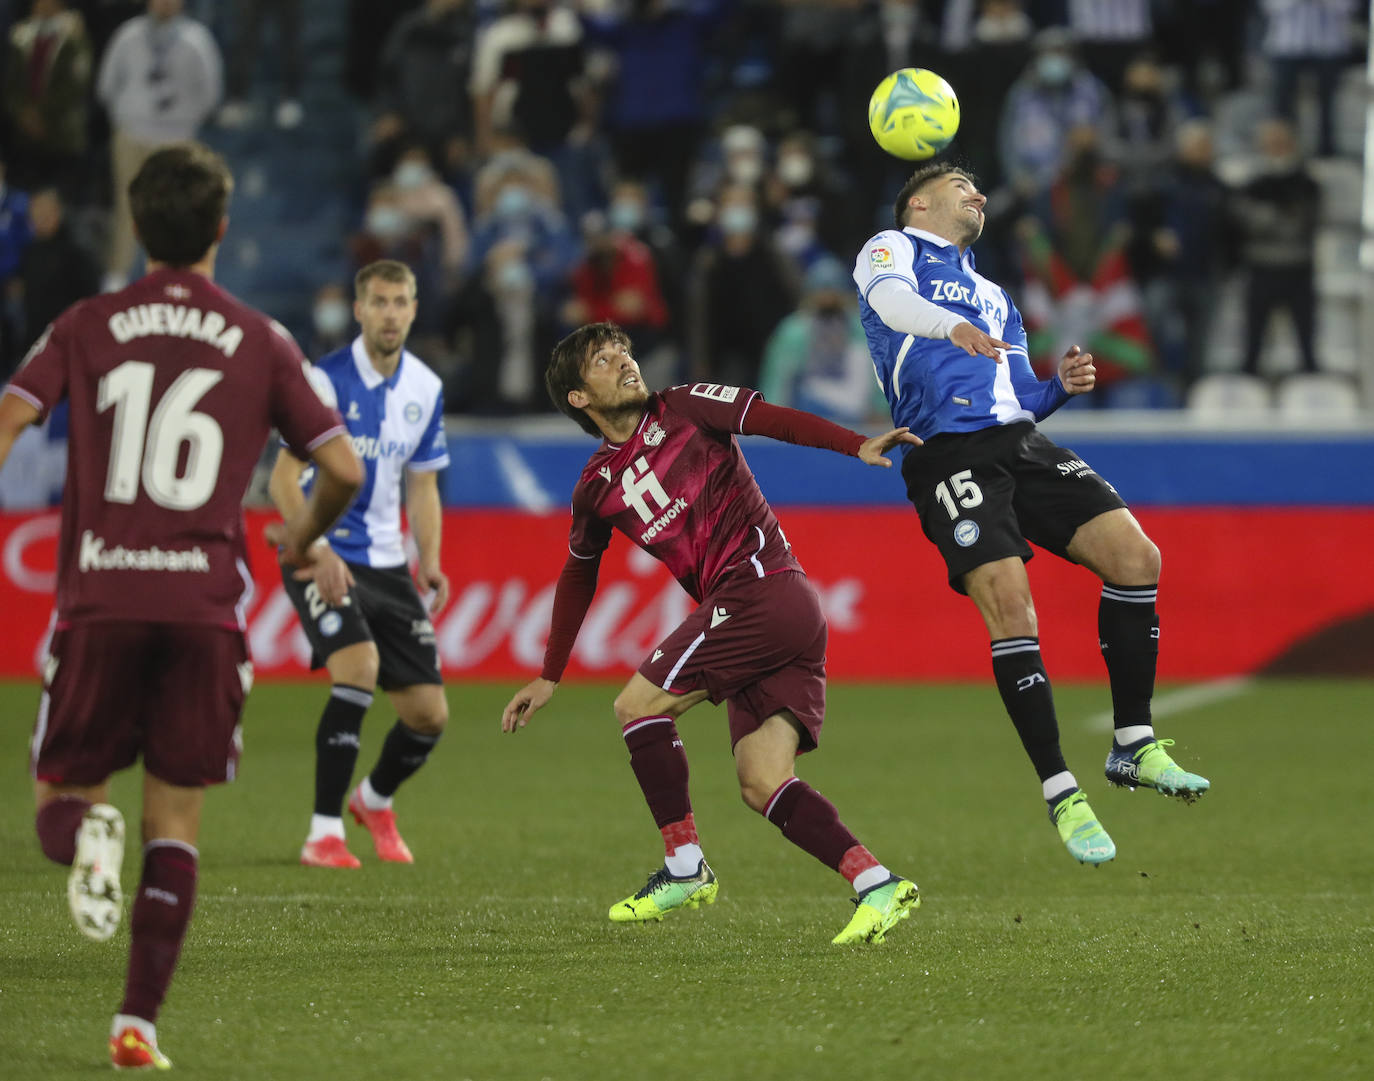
[496,260,533,291]
[495,185,534,220]
[608,200,645,232]
[719,205,757,236]
[1037,54,1072,86]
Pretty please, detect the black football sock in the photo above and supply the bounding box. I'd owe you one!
[368,721,441,799]
[1099,583,1159,747]
[990,637,1069,784]
[313,684,372,817]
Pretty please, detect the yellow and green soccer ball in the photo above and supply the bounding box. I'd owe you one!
[867,67,960,160]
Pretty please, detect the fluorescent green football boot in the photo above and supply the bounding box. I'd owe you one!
[1050,791,1116,865]
[831,876,920,945]
[1105,738,1210,803]
[608,860,718,923]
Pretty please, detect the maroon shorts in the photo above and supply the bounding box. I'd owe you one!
[31,622,250,788]
[637,569,828,752]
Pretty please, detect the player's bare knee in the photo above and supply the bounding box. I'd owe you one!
[737,772,777,814]
[612,689,649,728]
[328,643,379,689]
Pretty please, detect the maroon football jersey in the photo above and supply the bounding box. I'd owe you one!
[568,383,802,602]
[5,267,346,627]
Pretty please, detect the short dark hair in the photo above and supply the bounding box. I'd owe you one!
[546,322,633,438]
[129,142,233,266]
[354,259,417,299]
[892,161,978,229]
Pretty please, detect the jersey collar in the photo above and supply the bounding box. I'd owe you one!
[902,227,978,273]
[349,335,408,390]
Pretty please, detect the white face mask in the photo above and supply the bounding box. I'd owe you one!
[313,300,351,337]
[496,259,533,291]
[777,154,813,188]
[392,161,432,190]
[718,205,757,236]
[366,205,409,241]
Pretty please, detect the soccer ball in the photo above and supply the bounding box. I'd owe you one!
[867,68,960,161]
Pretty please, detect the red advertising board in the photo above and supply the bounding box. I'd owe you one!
[1,507,1370,681]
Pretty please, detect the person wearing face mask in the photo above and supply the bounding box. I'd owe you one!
[389,144,470,283]
[685,125,768,227]
[998,28,1113,197]
[685,182,798,388]
[2,0,93,196]
[454,168,581,412]
[764,131,861,268]
[759,257,888,426]
[309,282,354,357]
[606,177,686,338]
[1230,117,1322,378]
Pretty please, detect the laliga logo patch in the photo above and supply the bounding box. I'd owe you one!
[869,245,894,270]
[643,420,666,447]
[404,401,422,423]
[319,612,343,637]
[953,519,980,547]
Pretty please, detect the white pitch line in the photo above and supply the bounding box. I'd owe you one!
[1083,676,1254,732]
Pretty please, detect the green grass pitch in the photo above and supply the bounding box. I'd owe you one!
[1,678,1371,1080]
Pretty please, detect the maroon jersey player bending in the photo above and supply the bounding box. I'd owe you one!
[502,321,921,944]
[0,143,362,1071]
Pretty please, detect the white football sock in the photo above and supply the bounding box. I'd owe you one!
[359,776,392,811]
[1042,771,1078,802]
[307,814,345,842]
[1114,724,1154,748]
[665,843,704,877]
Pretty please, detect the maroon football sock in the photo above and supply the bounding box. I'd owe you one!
[763,778,861,872]
[35,796,91,865]
[120,841,198,1024]
[621,715,692,829]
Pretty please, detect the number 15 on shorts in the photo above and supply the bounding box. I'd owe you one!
[934,469,983,519]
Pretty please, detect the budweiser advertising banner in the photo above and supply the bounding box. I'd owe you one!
[1,507,1371,681]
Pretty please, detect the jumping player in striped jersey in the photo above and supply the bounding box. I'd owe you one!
[269,260,450,870]
[853,161,1209,867]
[501,321,921,945]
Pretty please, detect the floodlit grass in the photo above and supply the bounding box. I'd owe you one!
[1,678,1371,1080]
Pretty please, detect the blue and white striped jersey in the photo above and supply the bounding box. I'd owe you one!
[301,337,449,568]
[853,227,1069,442]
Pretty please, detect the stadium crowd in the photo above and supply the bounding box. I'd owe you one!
[0,0,1366,424]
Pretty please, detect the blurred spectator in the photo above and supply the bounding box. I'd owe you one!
[0,156,33,375]
[1017,125,1155,391]
[1064,0,1155,95]
[685,123,767,228]
[1129,120,1231,388]
[1261,0,1359,158]
[389,143,470,288]
[217,0,305,130]
[2,0,92,197]
[344,0,423,101]
[1112,52,1199,193]
[998,28,1114,197]
[1230,117,1322,377]
[759,257,885,426]
[472,129,561,220]
[1156,0,1249,100]
[470,0,598,217]
[580,0,727,230]
[348,180,456,341]
[773,0,871,133]
[306,281,354,358]
[685,181,797,387]
[942,0,1034,193]
[95,0,222,291]
[17,186,99,356]
[369,0,477,182]
[605,176,686,334]
[762,129,863,274]
[453,165,580,412]
[562,210,669,345]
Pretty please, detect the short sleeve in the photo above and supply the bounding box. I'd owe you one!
[4,318,70,419]
[268,330,346,459]
[408,387,450,472]
[659,383,761,436]
[852,229,919,301]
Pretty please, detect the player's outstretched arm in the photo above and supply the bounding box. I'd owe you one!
[1057,345,1096,396]
[502,677,557,733]
[857,427,923,467]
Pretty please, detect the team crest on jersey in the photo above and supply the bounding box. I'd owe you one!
[689,382,740,403]
[953,519,980,547]
[869,245,894,270]
[404,401,422,423]
[319,612,343,636]
[642,420,666,447]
